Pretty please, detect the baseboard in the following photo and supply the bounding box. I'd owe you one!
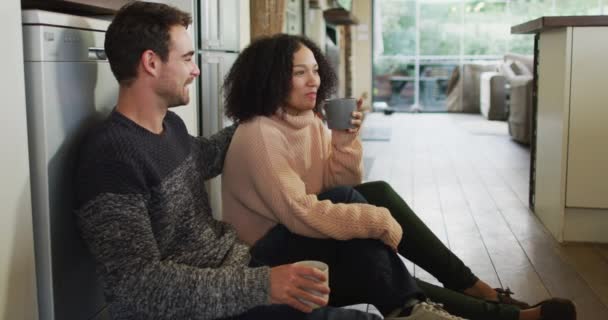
[563,207,608,243]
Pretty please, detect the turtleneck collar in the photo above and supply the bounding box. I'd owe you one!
[273,108,317,129]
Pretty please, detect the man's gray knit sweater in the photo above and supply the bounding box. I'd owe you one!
[75,111,270,319]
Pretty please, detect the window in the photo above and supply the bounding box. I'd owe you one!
[463,1,509,56]
[420,1,461,56]
[373,0,606,112]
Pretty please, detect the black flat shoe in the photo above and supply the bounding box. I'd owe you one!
[533,298,576,320]
[494,287,531,309]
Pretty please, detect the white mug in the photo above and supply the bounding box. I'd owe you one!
[293,260,330,309]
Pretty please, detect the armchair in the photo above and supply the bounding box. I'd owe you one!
[500,58,534,144]
[479,71,507,120]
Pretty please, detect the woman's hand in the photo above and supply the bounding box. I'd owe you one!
[347,98,364,134]
[347,111,363,134]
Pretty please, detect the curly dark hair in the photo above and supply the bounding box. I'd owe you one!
[105,1,192,86]
[223,34,337,122]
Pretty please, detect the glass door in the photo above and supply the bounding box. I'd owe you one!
[372,0,607,113]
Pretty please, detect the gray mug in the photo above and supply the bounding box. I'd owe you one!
[323,98,356,130]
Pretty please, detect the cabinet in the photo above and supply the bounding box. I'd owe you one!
[512,17,608,243]
[199,52,237,137]
[284,0,303,35]
[199,51,238,221]
[198,0,242,220]
[565,27,608,209]
[199,0,240,52]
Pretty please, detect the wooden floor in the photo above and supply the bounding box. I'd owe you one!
[361,112,608,319]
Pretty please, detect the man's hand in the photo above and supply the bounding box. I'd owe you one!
[269,264,330,313]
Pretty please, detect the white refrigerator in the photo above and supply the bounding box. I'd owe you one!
[22,10,117,320]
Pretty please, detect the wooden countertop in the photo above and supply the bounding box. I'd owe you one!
[511,16,608,34]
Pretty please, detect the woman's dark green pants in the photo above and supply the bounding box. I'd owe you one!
[355,181,520,320]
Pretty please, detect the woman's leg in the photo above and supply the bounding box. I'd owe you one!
[355,181,515,306]
[417,279,520,320]
[354,181,480,293]
[319,184,502,301]
[321,184,571,320]
[419,280,552,320]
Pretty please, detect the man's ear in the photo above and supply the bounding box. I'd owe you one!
[140,49,161,77]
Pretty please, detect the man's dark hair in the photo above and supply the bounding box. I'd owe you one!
[105,1,192,86]
[223,34,337,122]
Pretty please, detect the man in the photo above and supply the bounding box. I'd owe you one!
[75,2,420,319]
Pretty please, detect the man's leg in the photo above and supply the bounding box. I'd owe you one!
[354,181,479,292]
[221,305,382,320]
[250,225,422,315]
[310,307,383,320]
[317,185,369,204]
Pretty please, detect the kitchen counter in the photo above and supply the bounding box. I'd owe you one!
[512,16,608,243]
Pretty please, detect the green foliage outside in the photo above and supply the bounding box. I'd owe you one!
[380,0,416,56]
[374,0,605,110]
[378,0,604,57]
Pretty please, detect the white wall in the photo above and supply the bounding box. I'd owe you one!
[0,0,39,319]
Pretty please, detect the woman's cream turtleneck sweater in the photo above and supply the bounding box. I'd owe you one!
[222,109,402,248]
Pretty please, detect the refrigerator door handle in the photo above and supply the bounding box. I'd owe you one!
[199,52,222,138]
[216,55,225,129]
[202,0,209,48]
[87,47,107,60]
[203,0,221,48]
[216,0,223,48]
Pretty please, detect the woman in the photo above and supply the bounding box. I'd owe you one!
[221,34,574,320]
